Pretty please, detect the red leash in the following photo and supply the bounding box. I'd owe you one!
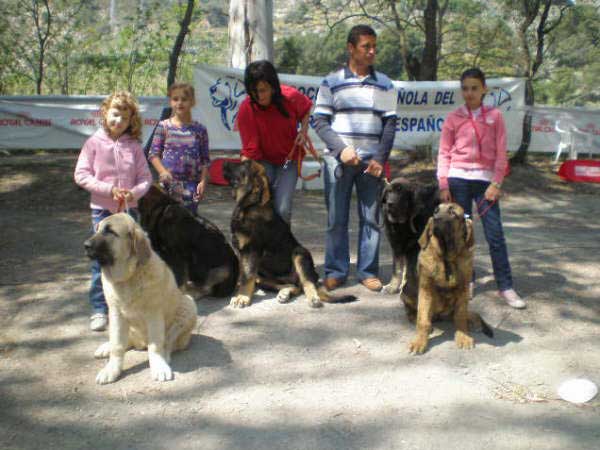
[475,197,496,220]
[283,135,321,181]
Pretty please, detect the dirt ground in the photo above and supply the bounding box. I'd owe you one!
[1,151,599,450]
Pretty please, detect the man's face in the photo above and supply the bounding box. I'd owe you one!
[348,34,377,68]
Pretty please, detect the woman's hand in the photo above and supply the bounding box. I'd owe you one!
[439,189,452,203]
[485,184,501,202]
[294,130,307,147]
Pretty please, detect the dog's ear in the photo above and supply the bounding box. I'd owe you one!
[418,217,434,250]
[251,161,271,206]
[131,224,151,265]
[463,216,474,249]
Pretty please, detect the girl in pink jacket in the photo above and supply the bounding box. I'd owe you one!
[74,91,153,331]
[437,68,525,309]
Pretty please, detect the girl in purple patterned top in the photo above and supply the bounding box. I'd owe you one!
[149,82,210,213]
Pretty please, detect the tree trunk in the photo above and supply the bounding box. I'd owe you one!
[510,77,534,165]
[420,0,438,81]
[229,0,273,69]
[167,0,195,89]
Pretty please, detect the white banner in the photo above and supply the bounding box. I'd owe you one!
[527,105,600,156]
[194,64,526,151]
[1,65,598,155]
[0,96,167,149]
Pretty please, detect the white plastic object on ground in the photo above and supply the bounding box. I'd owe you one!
[557,378,598,404]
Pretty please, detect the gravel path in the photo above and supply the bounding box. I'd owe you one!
[1,153,599,450]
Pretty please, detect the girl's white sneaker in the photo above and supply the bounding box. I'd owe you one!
[498,289,526,309]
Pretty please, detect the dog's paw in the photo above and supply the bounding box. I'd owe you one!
[149,354,173,382]
[96,361,122,385]
[230,295,251,308]
[277,287,293,304]
[94,341,111,359]
[308,296,323,308]
[381,283,400,295]
[455,331,474,350]
[408,337,428,355]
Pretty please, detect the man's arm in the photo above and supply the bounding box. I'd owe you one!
[373,116,397,164]
[313,114,347,158]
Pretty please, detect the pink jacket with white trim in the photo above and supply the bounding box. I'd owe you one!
[437,105,508,190]
[74,129,152,212]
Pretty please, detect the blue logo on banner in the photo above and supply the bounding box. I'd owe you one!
[487,87,512,110]
[209,76,245,130]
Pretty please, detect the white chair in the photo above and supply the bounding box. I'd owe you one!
[572,127,596,159]
[554,119,574,163]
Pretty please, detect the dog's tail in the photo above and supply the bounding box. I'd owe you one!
[317,287,358,304]
[468,312,494,338]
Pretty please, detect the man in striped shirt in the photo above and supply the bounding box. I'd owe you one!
[314,24,397,292]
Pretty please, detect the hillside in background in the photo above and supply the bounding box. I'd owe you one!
[0,0,598,107]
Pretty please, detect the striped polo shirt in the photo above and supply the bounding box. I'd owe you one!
[314,66,397,159]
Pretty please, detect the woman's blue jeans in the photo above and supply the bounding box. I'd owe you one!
[322,155,382,281]
[449,177,513,291]
[88,208,138,315]
[259,160,298,224]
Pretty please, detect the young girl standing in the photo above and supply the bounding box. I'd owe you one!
[149,82,210,214]
[75,91,153,331]
[437,68,525,309]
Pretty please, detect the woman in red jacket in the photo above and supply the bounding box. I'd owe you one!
[236,60,313,223]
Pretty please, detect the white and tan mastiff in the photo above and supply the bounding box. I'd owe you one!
[84,213,197,384]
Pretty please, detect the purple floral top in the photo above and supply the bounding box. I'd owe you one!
[148,119,210,181]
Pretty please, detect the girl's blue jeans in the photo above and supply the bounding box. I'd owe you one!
[448,177,513,291]
[88,208,138,315]
[259,160,298,224]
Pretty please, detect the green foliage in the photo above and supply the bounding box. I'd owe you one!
[275,26,348,76]
[0,0,596,108]
[0,0,228,95]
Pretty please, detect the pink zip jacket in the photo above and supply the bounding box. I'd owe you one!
[437,105,508,190]
[74,129,152,212]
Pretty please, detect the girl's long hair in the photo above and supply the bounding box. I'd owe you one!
[244,60,289,118]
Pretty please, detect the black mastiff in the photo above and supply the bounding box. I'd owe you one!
[222,160,357,308]
[138,184,239,298]
[381,178,440,305]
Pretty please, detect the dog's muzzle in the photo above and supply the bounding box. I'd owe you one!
[84,238,113,266]
[433,216,456,255]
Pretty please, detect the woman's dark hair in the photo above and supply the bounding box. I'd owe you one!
[347,24,376,46]
[244,60,289,118]
[460,68,486,85]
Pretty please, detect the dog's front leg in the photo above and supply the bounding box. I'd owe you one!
[383,253,404,294]
[96,309,128,384]
[408,285,434,355]
[453,294,474,350]
[146,314,173,381]
[230,249,258,308]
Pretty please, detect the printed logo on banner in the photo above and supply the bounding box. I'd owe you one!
[486,87,512,110]
[575,166,600,177]
[533,118,554,133]
[209,76,245,131]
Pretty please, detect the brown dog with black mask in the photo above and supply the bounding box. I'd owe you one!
[406,203,493,354]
